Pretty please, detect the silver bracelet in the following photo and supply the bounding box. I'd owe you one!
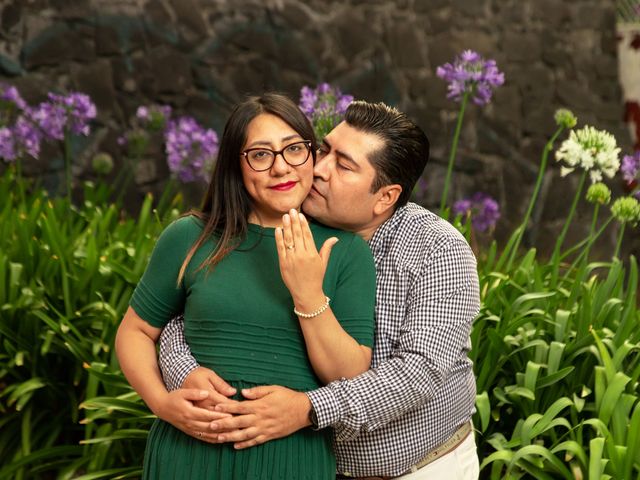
[294,296,331,318]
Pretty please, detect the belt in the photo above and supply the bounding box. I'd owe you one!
[336,421,473,480]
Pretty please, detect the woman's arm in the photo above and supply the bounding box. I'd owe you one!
[116,306,229,440]
[276,209,372,384]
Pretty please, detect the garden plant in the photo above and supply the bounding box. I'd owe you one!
[0,49,639,479]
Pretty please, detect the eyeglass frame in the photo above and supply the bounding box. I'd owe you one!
[241,140,314,172]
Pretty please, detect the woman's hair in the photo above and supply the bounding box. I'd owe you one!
[177,92,317,285]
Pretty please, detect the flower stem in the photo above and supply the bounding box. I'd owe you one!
[614,223,626,260]
[550,170,587,286]
[553,170,587,259]
[439,91,470,217]
[64,130,72,204]
[506,125,565,270]
[583,203,600,263]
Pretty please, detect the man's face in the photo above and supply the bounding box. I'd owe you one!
[302,121,385,235]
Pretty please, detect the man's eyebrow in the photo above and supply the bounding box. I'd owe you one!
[246,134,302,149]
[323,138,359,167]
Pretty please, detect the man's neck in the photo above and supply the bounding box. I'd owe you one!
[355,209,395,242]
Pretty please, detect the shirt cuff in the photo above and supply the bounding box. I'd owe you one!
[162,357,199,391]
[306,384,342,429]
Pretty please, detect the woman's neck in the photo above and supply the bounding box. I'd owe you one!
[248,210,300,228]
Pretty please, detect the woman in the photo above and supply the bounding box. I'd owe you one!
[115,93,376,479]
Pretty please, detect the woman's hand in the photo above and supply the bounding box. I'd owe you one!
[275,209,338,310]
[182,366,237,410]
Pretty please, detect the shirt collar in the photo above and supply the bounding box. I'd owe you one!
[368,203,410,259]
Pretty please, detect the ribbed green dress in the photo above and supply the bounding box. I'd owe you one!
[129,215,376,480]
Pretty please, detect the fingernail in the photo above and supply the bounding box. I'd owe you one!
[290,208,297,216]
[299,213,306,221]
[210,422,218,429]
[199,390,208,396]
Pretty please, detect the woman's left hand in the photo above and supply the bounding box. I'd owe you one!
[275,209,338,309]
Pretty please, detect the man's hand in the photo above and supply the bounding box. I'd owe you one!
[210,385,312,449]
[182,366,237,410]
[153,389,233,443]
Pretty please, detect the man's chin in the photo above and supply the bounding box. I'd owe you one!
[302,199,336,228]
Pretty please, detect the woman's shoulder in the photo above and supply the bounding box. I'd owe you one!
[157,214,204,247]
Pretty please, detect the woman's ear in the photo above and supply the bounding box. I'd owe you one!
[373,184,402,216]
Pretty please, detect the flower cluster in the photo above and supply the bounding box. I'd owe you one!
[0,86,96,163]
[164,116,219,183]
[452,192,500,232]
[299,83,353,139]
[436,50,505,105]
[620,151,640,199]
[555,126,621,183]
[136,104,172,132]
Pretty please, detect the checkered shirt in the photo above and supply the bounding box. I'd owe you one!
[158,203,480,477]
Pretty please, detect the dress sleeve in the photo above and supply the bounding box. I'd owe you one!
[329,234,376,347]
[129,217,196,328]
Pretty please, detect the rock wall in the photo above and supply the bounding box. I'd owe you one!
[0,0,631,255]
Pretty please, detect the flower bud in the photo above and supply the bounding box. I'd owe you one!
[611,197,640,225]
[92,152,114,175]
[554,109,577,129]
[586,182,611,205]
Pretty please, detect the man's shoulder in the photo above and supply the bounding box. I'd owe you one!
[393,203,468,248]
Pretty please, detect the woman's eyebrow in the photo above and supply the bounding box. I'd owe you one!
[246,134,303,149]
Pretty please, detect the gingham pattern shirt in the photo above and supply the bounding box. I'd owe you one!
[158,203,480,477]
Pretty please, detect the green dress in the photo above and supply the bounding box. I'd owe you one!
[129,216,376,480]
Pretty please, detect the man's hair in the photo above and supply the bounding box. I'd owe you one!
[344,101,430,208]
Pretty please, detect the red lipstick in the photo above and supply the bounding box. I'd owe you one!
[270,181,297,191]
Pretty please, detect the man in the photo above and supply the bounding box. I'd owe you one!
[158,101,480,479]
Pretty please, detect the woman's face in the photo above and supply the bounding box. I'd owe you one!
[241,113,313,227]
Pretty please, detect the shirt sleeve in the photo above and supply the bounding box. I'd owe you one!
[307,238,480,441]
[129,217,196,328]
[158,315,200,390]
[329,234,376,347]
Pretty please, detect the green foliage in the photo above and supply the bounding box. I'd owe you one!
[473,224,640,478]
[0,168,180,478]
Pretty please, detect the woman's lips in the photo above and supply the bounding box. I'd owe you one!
[270,181,297,191]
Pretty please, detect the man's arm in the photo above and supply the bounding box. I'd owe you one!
[309,239,480,440]
[158,315,200,390]
[214,238,480,446]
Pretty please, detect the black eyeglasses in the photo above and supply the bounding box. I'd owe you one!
[241,140,312,172]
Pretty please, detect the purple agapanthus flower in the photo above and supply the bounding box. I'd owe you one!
[453,192,501,232]
[13,115,42,158]
[436,50,505,105]
[0,127,16,162]
[0,84,27,111]
[29,92,96,140]
[164,116,219,183]
[136,104,172,131]
[621,151,640,183]
[621,151,640,199]
[299,83,354,139]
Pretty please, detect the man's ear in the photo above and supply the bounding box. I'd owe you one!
[373,184,402,216]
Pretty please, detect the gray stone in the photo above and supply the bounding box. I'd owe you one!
[148,46,193,94]
[503,32,542,63]
[0,54,23,76]
[1,2,22,32]
[169,0,209,38]
[22,23,95,68]
[385,21,429,69]
[71,59,118,118]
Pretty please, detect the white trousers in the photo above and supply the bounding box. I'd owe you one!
[395,432,479,480]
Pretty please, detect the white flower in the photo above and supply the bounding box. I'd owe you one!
[555,126,621,182]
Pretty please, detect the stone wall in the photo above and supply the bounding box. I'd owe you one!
[0,0,631,256]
